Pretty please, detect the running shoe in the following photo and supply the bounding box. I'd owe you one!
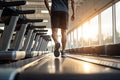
[61,51,67,58]
[54,42,60,57]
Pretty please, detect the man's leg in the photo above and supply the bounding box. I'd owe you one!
[52,28,60,57]
[61,29,67,52]
[52,28,59,44]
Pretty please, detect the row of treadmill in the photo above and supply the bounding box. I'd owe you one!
[0,0,51,62]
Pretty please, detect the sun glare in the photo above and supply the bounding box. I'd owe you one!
[82,22,91,41]
[78,16,98,41]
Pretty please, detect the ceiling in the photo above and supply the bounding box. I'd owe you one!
[19,0,83,28]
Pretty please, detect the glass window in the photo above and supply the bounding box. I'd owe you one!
[89,15,99,46]
[82,22,90,46]
[66,34,71,49]
[73,29,78,48]
[78,25,83,47]
[70,31,74,48]
[116,1,120,43]
[101,7,113,45]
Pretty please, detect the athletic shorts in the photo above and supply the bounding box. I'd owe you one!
[51,11,69,29]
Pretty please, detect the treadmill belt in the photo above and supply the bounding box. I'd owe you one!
[18,54,120,80]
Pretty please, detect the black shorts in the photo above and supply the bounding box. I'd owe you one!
[51,11,69,29]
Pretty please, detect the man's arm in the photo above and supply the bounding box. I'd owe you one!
[71,0,75,21]
[44,0,51,15]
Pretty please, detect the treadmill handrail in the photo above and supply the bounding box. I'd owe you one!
[34,30,48,32]
[25,19,43,23]
[0,1,26,7]
[28,26,46,29]
[17,10,35,14]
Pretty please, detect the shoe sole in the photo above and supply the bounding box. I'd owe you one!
[54,50,60,57]
[54,43,60,57]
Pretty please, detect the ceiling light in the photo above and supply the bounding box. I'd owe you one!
[43,20,48,22]
[41,10,49,13]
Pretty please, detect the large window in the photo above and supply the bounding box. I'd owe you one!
[116,1,120,43]
[78,25,83,47]
[70,31,74,48]
[82,22,90,46]
[66,34,71,49]
[89,16,99,46]
[101,7,113,45]
[73,29,78,48]
[66,1,120,49]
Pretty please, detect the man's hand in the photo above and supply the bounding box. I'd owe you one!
[71,0,75,21]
